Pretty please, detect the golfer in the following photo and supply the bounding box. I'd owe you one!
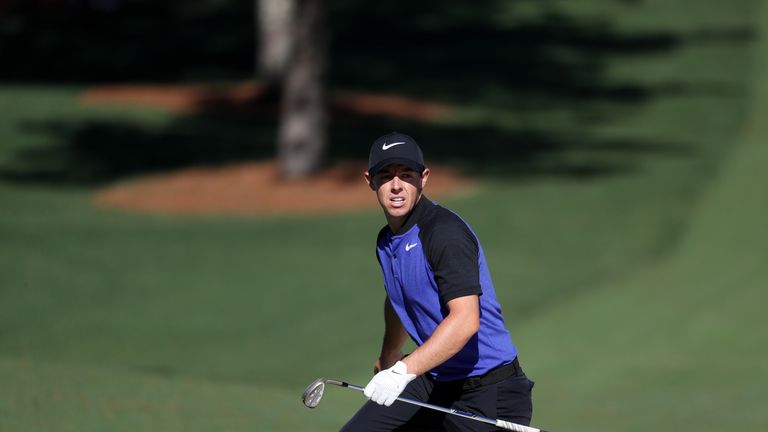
[341,132,535,431]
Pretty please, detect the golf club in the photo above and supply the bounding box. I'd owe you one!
[302,377,548,432]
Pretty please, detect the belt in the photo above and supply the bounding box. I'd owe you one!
[435,357,522,391]
[462,357,521,390]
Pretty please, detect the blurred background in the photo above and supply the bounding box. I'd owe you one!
[1,0,766,431]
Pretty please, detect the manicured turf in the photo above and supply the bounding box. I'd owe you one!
[1,1,766,431]
[523,33,768,430]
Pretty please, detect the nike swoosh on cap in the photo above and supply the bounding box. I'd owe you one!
[382,142,406,150]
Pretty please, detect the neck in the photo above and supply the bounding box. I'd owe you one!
[387,216,405,232]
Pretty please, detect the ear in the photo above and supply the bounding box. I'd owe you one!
[364,171,376,190]
[420,167,430,189]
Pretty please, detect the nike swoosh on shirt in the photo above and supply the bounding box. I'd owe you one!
[405,242,418,251]
[382,142,405,150]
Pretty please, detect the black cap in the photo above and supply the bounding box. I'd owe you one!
[368,132,425,176]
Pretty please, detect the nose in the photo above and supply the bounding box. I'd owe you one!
[390,176,403,191]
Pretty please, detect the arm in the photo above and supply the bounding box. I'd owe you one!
[399,294,480,376]
[405,212,482,376]
[375,296,409,372]
[363,294,480,406]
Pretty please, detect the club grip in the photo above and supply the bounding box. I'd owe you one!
[495,419,543,432]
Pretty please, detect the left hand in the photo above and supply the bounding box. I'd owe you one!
[363,361,416,406]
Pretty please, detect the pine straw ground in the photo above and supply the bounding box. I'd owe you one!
[82,83,473,216]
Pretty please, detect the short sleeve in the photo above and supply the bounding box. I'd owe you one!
[421,214,482,304]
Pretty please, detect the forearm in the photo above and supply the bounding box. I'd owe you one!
[363,296,480,407]
[379,297,409,367]
[401,296,480,376]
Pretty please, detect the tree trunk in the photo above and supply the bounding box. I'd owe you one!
[255,0,294,91]
[277,0,328,179]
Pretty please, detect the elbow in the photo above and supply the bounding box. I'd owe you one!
[445,295,481,342]
[467,315,480,338]
[457,312,480,341]
[452,316,479,355]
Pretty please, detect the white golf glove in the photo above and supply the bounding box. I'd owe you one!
[363,361,416,407]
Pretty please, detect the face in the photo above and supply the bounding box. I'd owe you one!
[365,164,430,230]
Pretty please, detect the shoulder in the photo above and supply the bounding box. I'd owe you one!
[374,225,390,264]
[418,204,483,302]
[376,225,390,244]
[420,204,476,244]
[419,204,478,255]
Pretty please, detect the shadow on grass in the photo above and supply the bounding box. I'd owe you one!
[0,0,754,185]
[0,108,693,185]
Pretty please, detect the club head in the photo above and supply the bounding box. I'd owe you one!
[302,378,326,408]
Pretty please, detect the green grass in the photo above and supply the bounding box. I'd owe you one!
[523,45,768,430]
[1,0,767,430]
[0,357,355,432]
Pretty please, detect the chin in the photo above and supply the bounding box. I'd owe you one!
[386,206,410,218]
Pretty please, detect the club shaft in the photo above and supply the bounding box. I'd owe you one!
[326,380,545,432]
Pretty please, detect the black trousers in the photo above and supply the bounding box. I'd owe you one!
[340,361,534,432]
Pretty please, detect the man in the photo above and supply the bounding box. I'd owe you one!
[341,132,534,431]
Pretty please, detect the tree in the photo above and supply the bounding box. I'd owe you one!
[255,0,294,91]
[276,0,328,178]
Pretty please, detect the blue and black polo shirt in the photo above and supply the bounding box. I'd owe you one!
[375,196,518,381]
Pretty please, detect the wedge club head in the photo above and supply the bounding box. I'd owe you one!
[301,378,326,408]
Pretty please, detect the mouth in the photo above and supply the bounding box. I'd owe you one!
[390,196,406,208]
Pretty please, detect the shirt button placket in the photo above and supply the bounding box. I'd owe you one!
[391,242,400,281]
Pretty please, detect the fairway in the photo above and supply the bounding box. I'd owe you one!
[523,29,768,429]
[1,1,767,431]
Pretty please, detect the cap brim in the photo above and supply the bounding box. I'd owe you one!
[368,158,425,177]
